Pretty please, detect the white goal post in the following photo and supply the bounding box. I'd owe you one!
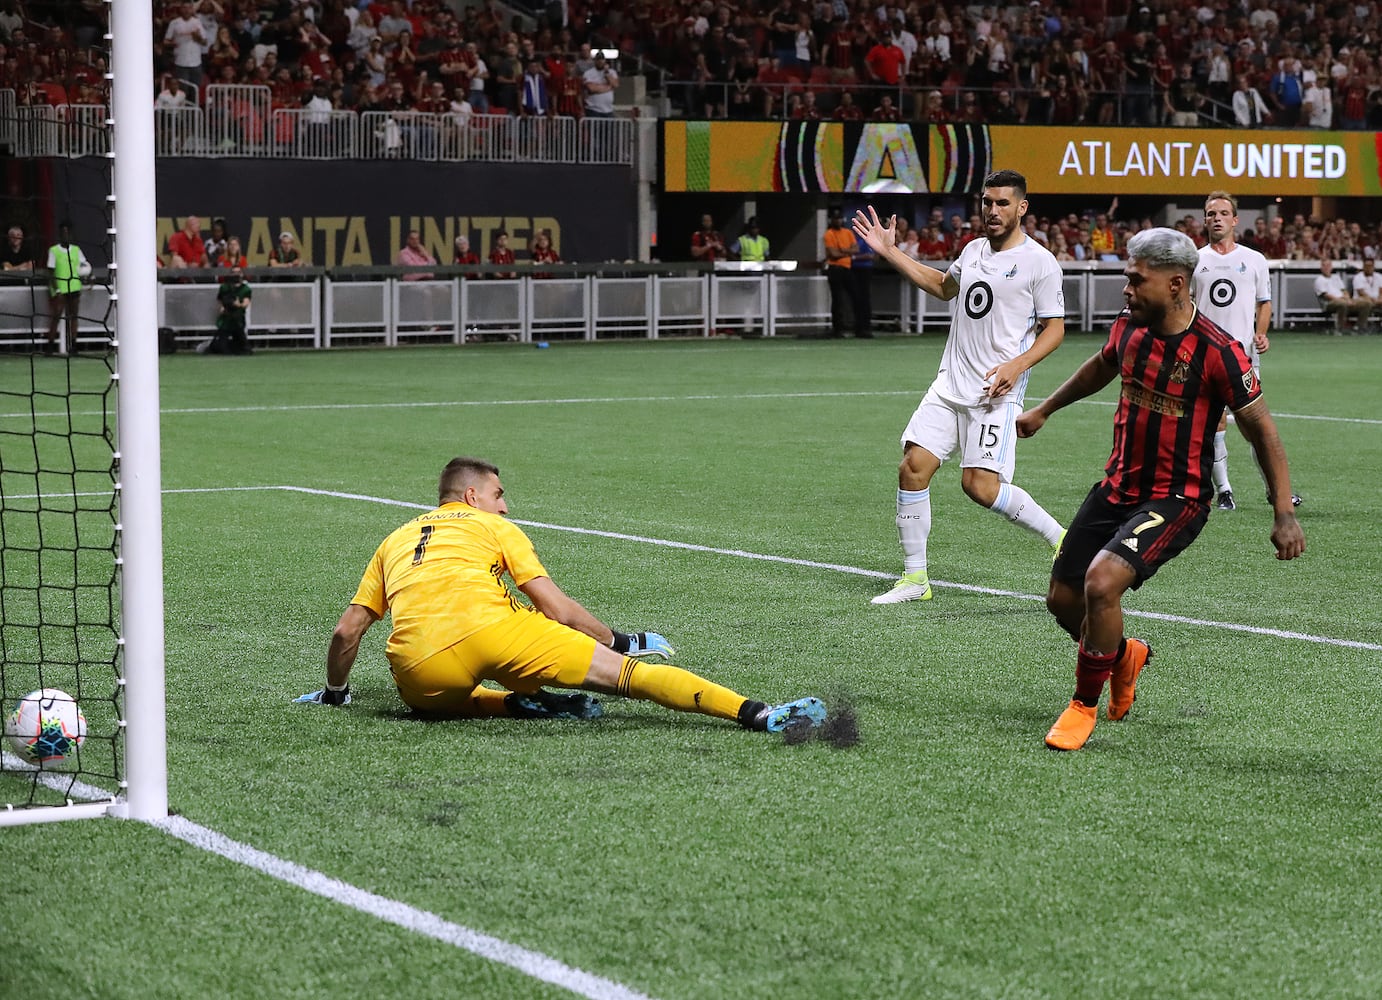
[0,0,167,827]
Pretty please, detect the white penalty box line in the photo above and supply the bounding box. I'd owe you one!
[1,750,651,1000]
[15,483,1382,653]
[248,483,1377,653]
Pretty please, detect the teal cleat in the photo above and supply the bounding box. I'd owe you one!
[754,697,828,733]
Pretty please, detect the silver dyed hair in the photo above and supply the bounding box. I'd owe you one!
[1126,227,1199,277]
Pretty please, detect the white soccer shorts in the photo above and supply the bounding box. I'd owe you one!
[900,386,1018,482]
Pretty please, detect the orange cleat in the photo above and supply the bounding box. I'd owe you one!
[1045,699,1097,751]
[1107,638,1153,721]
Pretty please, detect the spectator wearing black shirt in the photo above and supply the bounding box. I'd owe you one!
[1123,32,1155,126]
[1165,63,1205,126]
[2,224,32,273]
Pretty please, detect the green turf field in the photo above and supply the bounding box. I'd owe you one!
[2,332,1380,999]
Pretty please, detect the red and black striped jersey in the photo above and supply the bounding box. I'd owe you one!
[1098,307,1260,506]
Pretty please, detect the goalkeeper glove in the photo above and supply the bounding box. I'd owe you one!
[505,689,604,720]
[294,683,351,706]
[610,630,676,660]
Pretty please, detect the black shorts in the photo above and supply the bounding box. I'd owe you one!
[1053,484,1210,589]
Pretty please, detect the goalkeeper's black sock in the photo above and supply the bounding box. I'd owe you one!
[738,700,768,730]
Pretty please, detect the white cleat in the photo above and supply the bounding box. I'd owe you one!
[871,571,932,604]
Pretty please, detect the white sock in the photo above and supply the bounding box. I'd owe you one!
[1212,431,1231,494]
[989,483,1064,546]
[896,488,930,576]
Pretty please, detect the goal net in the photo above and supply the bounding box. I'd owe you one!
[1,0,166,826]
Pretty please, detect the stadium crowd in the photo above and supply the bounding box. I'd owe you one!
[1,0,1381,128]
[877,202,1382,264]
[3,0,1382,267]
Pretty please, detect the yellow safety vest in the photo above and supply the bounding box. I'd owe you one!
[49,244,83,295]
[738,234,770,262]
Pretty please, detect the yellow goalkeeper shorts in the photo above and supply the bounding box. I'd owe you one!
[390,611,598,713]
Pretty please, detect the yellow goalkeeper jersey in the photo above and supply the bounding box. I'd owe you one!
[350,502,549,669]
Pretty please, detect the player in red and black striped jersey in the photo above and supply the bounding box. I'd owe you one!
[1017,228,1304,751]
[1096,305,1258,508]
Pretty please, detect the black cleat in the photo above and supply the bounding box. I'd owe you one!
[1216,490,1236,511]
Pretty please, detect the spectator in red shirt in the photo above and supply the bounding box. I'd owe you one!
[691,215,726,263]
[529,229,560,279]
[942,213,966,256]
[916,225,948,260]
[489,230,516,278]
[554,55,584,117]
[755,55,794,117]
[833,91,864,120]
[167,216,207,268]
[453,234,480,266]
[870,94,900,120]
[217,236,248,269]
[820,17,859,83]
[790,90,823,119]
[917,89,948,124]
[1340,75,1368,130]
[864,32,905,88]
[1258,217,1288,259]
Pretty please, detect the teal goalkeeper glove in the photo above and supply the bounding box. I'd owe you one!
[611,631,676,660]
[294,684,351,705]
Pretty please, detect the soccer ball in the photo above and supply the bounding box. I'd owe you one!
[77,260,93,278]
[4,689,87,766]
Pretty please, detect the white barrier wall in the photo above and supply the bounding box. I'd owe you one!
[0,262,1353,351]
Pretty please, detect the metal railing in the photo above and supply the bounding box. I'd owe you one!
[154,105,204,155]
[661,80,1326,128]
[0,87,16,149]
[204,84,274,154]
[273,107,361,159]
[0,88,637,164]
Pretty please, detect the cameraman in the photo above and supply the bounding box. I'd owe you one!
[210,266,253,355]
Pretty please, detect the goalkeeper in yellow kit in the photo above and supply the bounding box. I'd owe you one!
[297,457,826,733]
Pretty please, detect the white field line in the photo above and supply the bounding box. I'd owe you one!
[274,485,1381,652]
[1,390,1380,424]
[2,749,121,804]
[151,817,654,1000]
[9,482,1381,652]
[0,750,653,1000]
[18,484,1376,650]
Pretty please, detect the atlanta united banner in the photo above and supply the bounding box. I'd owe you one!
[664,121,1382,197]
[979,126,1382,196]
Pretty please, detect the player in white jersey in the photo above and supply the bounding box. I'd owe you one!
[1191,190,1301,510]
[852,170,1066,604]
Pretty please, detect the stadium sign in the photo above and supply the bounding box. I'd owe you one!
[664,121,1382,197]
[1055,139,1346,180]
[984,126,1377,195]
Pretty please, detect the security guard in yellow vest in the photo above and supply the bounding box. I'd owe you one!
[734,217,770,263]
[46,220,89,355]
